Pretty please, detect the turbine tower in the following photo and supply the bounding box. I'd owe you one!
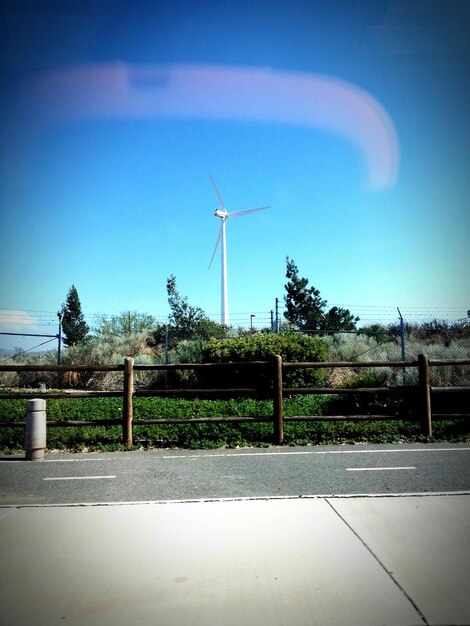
[208,173,269,325]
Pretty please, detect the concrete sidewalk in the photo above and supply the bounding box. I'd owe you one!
[1,495,469,626]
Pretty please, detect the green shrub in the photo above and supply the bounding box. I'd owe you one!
[359,324,395,345]
[201,331,327,390]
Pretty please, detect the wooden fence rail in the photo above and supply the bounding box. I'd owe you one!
[0,355,469,447]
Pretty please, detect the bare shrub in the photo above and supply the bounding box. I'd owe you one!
[61,332,158,390]
[0,371,19,388]
[323,333,469,387]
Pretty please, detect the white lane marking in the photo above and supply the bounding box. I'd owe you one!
[162,447,470,459]
[43,476,116,481]
[2,448,469,463]
[0,458,130,463]
[2,491,469,508]
[346,467,416,472]
[42,458,131,462]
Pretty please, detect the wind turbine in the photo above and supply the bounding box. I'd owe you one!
[208,173,269,326]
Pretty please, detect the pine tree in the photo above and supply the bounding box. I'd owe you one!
[283,257,358,333]
[323,305,359,332]
[167,274,207,334]
[284,257,327,331]
[166,275,224,339]
[58,285,89,346]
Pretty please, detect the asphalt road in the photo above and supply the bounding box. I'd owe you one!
[2,444,470,625]
[1,442,470,505]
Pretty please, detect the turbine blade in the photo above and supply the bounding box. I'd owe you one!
[207,172,227,213]
[209,223,223,268]
[227,206,270,219]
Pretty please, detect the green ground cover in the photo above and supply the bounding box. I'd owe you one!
[1,395,468,453]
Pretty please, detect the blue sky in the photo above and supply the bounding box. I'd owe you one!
[0,0,469,332]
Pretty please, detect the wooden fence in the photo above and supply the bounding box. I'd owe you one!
[0,354,468,446]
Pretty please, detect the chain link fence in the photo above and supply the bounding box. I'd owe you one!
[0,312,61,361]
[1,307,468,391]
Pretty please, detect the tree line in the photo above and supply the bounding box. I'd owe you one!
[59,258,467,350]
[58,258,362,347]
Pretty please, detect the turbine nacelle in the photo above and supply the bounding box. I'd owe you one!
[214,208,226,218]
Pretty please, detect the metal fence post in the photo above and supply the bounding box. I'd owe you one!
[164,320,169,388]
[272,355,284,445]
[123,357,134,447]
[418,353,432,437]
[57,312,63,388]
[397,307,406,385]
[25,398,46,460]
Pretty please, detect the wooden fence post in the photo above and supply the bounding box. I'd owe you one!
[272,355,284,445]
[123,357,134,447]
[418,353,432,437]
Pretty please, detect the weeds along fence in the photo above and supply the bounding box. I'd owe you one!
[0,355,468,447]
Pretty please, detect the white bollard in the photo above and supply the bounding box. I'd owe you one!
[25,399,47,461]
